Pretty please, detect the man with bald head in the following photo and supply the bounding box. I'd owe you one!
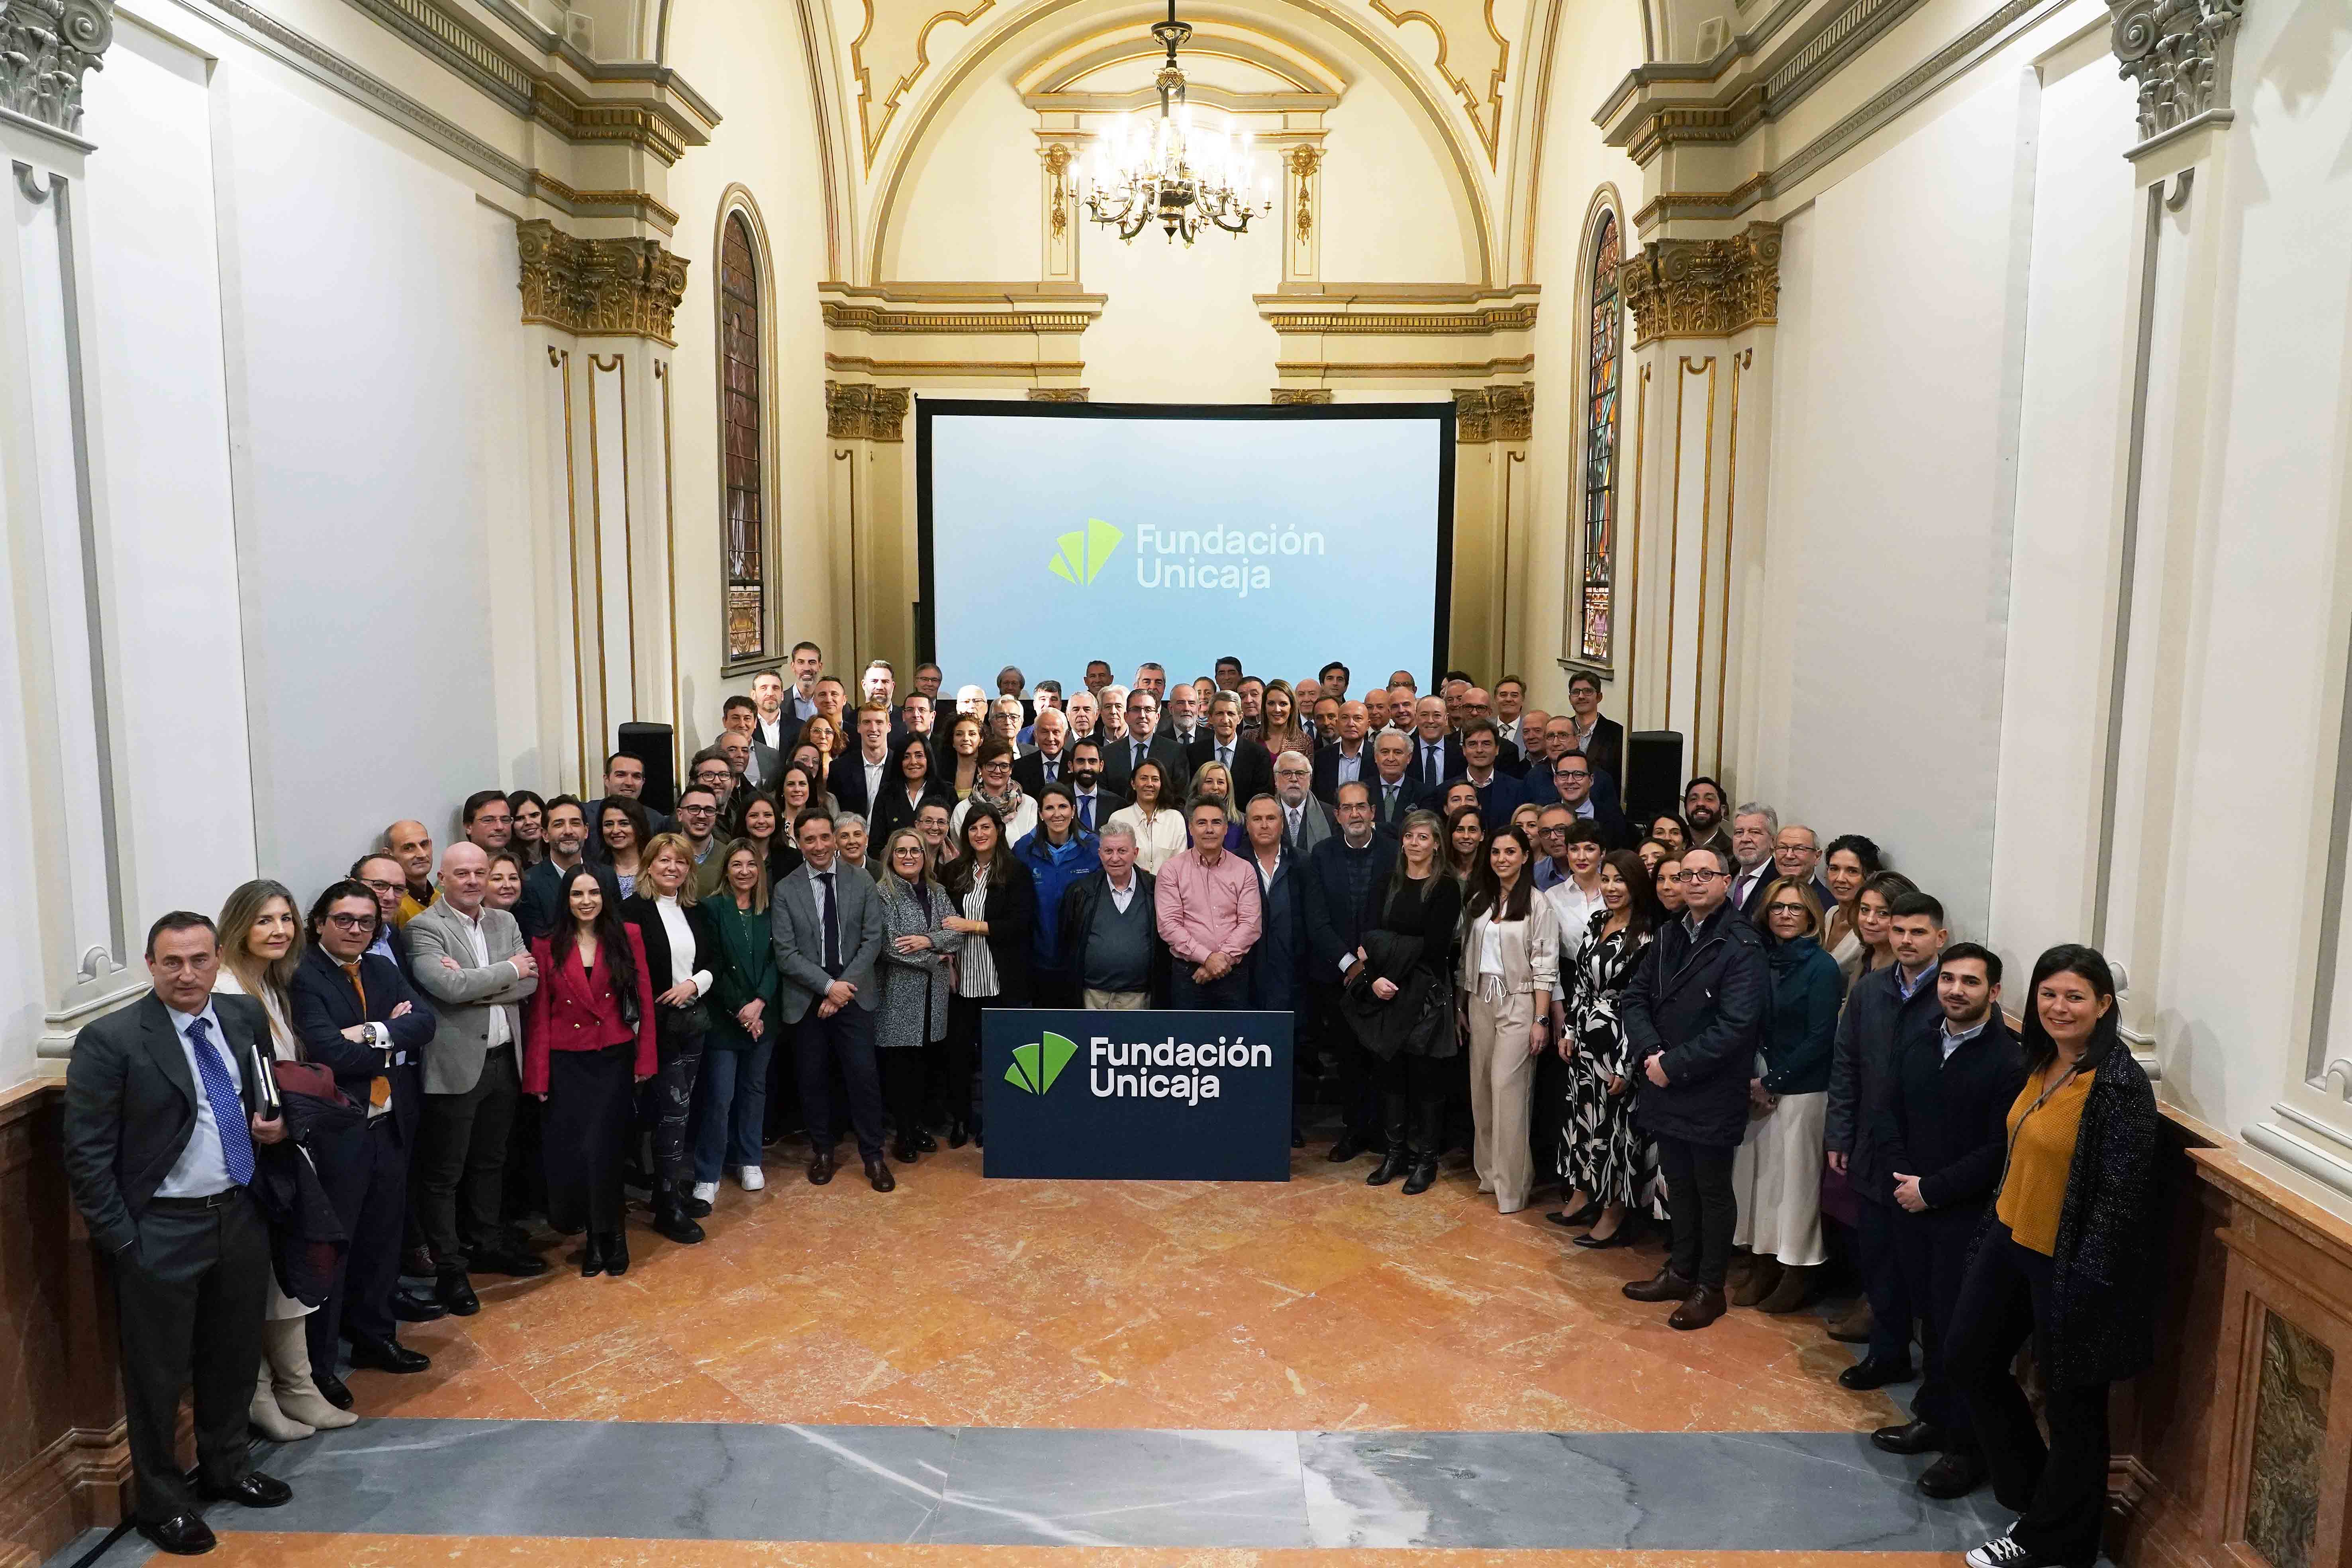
[403,843,545,1312]
[1408,696,1452,797]
[1013,706,1074,795]
[1774,823,1837,911]
[1313,699,1374,804]
[386,820,437,925]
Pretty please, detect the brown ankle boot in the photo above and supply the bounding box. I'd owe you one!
[1758,1263,1816,1314]
[1733,1256,1783,1307]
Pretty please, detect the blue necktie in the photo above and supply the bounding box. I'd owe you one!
[188,1017,254,1188]
[1079,794,1095,830]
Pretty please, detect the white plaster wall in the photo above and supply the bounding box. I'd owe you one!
[888,77,1044,284]
[210,59,502,896]
[82,18,261,924]
[1318,74,1475,284]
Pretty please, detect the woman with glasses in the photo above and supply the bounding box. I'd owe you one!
[796,713,847,764]
[951,740,1037,845]
[1552,849,1664,1249]
[874,827,964,1163]
[1731,879,1843,1313]
[1106,759,1187,875]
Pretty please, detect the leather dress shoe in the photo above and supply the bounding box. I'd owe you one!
[685,1195,714,1219]
[914,1129,939,1153]
[1838,1358,1917,1391]
[402,1243,437,1278]
[1546,1201,1601,1230]
[1668,1285,1728,1330]
[1327,1132,1368,1162]
[807,1152,837,1186]
[1872,1419,1947,1455]
[1919,1451,1987,1499]
[435,1273,480,1317]
[891,1137,919,1163]
[390,1287,445,1323]
[200,1471,292,1508]
[345,1333,429,1374]
[947,1119,971,1149]
[1622,1266,1693,1303]
[472,1249,548,1278]
[311,1370,354,1410]
[136,1512,217,1555]
[865,1157,898,1192]
[1574,1221,1642,1249]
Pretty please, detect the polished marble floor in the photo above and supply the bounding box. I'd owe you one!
[47,1141,2027,1566]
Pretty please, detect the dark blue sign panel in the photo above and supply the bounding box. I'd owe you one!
[981,1009,1294,1181]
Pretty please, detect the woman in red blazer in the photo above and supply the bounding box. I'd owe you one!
[525,865,657,1276]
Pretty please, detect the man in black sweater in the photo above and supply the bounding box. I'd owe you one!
[1871,942,2025,1500]
[1305,782,1398,1163]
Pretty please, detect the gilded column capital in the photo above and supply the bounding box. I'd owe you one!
[1272,388,1333,405]
[515,218,690,346]
[2,0,114,138]
[825,382,912,440]
[2107,0,2243,149]
[1453,385,1533,443]
[1617,221,1782,348]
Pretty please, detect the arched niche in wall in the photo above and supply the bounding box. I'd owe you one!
[712,186,780,666]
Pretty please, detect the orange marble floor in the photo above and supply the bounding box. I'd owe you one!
[358,1145,1898,1435]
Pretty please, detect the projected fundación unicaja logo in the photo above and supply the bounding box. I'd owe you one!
[1047,516,1324,602]
[1007,1027,1278,1106]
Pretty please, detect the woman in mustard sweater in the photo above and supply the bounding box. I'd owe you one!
[1949,944,2159,1568]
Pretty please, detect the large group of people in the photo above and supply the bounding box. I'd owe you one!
[61,644,2160,1568]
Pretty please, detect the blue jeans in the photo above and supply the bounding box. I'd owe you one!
[692,1025,776,1183]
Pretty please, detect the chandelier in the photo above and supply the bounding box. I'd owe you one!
[1080,0,1272,245]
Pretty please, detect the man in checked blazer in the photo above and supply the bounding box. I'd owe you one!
[771,806,891,1191]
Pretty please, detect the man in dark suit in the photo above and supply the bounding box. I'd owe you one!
[1725,804,1782,919]
[1447,688,1522,774]
[828,702,899,823]
[1448,719,1528,829]
[1872,942,2025,1501]
[1102,688,1190,801]
[1062,738,1127,835]
[1270,751,1336,859]
[1366,731,1422,833]
[1536,753,1633,850]
[1305,782,1399,1164]
[1772,822,1840,914]
[1012,707,1075,795]
[1826,890,1950,1388]
[63,913,294,1555]
[1190,692,1273,804]
[584,751,672,850]
[1405,696,1454,799]
[1620,845,1770,1331]
[291,880,438,1380]
[1311,700,1374,804]
[517,796,620,941]
[771,809,892,1191]
[1561,670,1626,808]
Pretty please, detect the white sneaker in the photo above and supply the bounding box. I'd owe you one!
[690,1181,719,1205]
[738,1165,766,1191]
[1966,1527,2039,1568]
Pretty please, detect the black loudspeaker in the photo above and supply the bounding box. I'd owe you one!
[1624,730,1684,827]
[617,722,676,815]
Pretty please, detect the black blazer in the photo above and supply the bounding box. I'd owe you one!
[1310,741,1376,805]
[1583,715,1627,806]
[63,992,273,1255]
[1101,732,1192,802]
[1011,749,1076,798]
[827,749,898,819]
[870,779,958,846]
[1443,733,1522,777]
[951,855,1036,1006]
[1364,772,1427,833]
[1875,1013,2027,1213]
[620,893,722,1007]
[289,946,435,1142]
[1186,733,1274,806]
[1826,960,1951,1203]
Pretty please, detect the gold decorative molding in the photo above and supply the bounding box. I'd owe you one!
[526,171,681,231]
[1368,0,1508,163]
[1262,303,1538,334]
[826,381,911,441]
[1272,388,1334,404]
[1287,145,1322,242]
[1617,222,1781,348]
[825,354,1085,377]
[1623,105,1741,167]
[1454,384,1533,443]
[853,0,998,168]
[822,300,1097,334]
[1631,175,1770,231]
[515,219,690,345]
[1026,387,1089,401]
[1280,356,1533,378]
[529,84,694,165]
[1043,141,1073,236]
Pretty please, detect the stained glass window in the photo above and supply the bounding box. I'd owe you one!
[721,212,765,662]
[1579,210,1623,665]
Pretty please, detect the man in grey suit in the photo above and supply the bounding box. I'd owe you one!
[405,843,545,1313]
[1271,751,1337,858]
[63,912,293,1555]
[770,807,893,1191]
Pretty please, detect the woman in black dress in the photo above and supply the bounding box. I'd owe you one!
[1343,809,1464,1196]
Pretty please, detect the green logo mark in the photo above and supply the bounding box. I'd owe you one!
[1005,1030,1078,1094]
[1047,519,1123,586]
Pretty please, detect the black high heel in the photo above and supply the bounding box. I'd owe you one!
[947,1119,970,1149]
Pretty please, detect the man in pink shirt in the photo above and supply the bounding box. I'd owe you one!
[1155,800,1263,1009]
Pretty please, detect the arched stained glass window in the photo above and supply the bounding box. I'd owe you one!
[1579,210,1623,665]
[721,211,766,662]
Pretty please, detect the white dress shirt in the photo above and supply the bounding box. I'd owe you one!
[451,903,514,1050]
[654,896,715,996]
[1108,872,1138,914]
[155,1002,239,1198]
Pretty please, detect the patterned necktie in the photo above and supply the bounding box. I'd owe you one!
[341,960,390,1107]
[187,1017,255,1188]
[1219,744,1231,768]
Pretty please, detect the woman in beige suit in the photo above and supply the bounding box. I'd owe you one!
[1458,826,1560,1214]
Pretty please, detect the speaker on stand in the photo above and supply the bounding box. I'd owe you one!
[1624,730,1685,829]
[616,721,677,816]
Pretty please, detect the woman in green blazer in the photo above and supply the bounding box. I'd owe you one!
[691,839,781,1201]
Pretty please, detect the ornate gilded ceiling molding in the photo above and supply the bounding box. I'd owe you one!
[853,0,998,169]
[526,172,680,231]
[1272,388,1334,404]
[1368,0,1508,164]
[1617,222,1782,347]
[2,0,113,137]
[1026,388,1089,401]
[529,84,695,164]
[1261,303,1538,334]
[2107,0,2243,151]
[821,300,1096,334]
[826,381,912,440]
[1453,384,1533,442]
[515,219,691,345]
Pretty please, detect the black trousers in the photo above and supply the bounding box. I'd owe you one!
[1949,1223,2111,1568]
[1371,1051,1450,1152]
[880,1049,929,1144]
[794,1004,885,1162]
[1655,1134,1738,1288]
[635,1010,706,1200]
[116,1192,268,1522]
[310,1113,408,1368]
[1892,1202,1985,1445]
[545,1044,635,1235]
[943,994,986,1127]
[1169,966,1249,1008]
[1856,1192,1920,1368]
[413,1045,520,1273]
[1323,982,1378,1138]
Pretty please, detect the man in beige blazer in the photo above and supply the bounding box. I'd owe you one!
[405,843,543,1313]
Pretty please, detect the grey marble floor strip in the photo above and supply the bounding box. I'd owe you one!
[47,1417,2023,1562]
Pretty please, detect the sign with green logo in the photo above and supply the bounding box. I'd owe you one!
[1004,1030,1078,1094]
[1047,518,1123,586]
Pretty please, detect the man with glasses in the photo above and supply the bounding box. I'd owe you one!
[1531,803,1577,890]
[1561,669,1625,806]
[291,880,439,1380]
[671,785,726,897]
[1620,845,1769,1331]
[351,855,416,976]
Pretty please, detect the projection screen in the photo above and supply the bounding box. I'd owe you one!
[917,400,1453,695]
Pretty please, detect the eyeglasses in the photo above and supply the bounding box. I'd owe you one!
[1675,869,1726,884]
[360,878,401,894]
[325,912,375,931]
[1766,902,1809,915]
